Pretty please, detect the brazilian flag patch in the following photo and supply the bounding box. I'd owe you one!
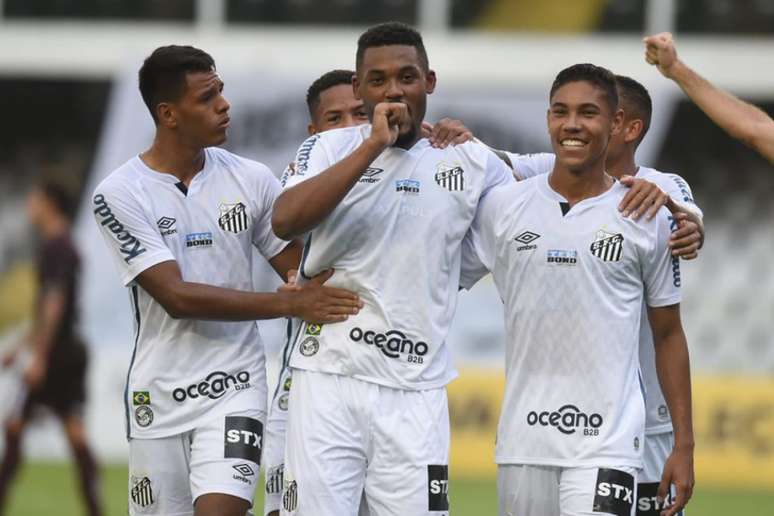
[305,324,322,336]
[133,391,151,406]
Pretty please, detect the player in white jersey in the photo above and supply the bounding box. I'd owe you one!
[497,75,703,515]
[270,23,514,515]
[461,64,695,516]
[92,45,361,516]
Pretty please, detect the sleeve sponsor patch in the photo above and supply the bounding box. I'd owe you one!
[224,416,263,464]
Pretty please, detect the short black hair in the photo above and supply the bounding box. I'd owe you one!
[615,74,652,143]
[36,180,74,220]
[306,69,355,117]
[139,45,216,123]
[356,22,429,72]
[549,63,618,114]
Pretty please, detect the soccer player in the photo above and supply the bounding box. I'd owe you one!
[0,181,104,516]
[271,22,515,515]
[92,45,361,516]
[494,74,702,515]
[461,64,694,516]
[644,32,774,164]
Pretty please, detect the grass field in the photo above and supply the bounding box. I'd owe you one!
[5,461,774,515]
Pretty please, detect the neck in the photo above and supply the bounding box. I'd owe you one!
[140,131,207,185]
[40,214,69,240]
[548,154,613,206]
[606,149,638,179]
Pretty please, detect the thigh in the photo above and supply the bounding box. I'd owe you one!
[497,464,560,516]
[281,370,367,516]
[188,407,266,508]
[129,434,194,516]
[365,387,450,516]
[560,466,638,516]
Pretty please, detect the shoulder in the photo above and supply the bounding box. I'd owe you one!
[93,158,141,201]
[637,166,695,202]
[448,139,499,169]
[207,147,276,184]
[484,174,535,207]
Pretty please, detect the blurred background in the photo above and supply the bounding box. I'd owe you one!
[0,0,773,515]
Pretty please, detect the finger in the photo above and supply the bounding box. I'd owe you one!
[681,251,698,260]
[670,224,695,240]
[442,126,460,148]
[310,268,335,285]
[670,232,700,249]
[656,471,670,506]
[323,287,361,302]
[315,314,349,324]
[672,242,699,257]
[646,191,669,220]
[322,305,361,316]
[434,125,450,149]
[420,122,433,139]
[452,131,473,145]
[669,483,687,516]
[621,187,650,218]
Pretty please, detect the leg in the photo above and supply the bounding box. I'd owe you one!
[364,386,452,516]
[497,464,560,516]
[189,408,265,516]
[0,416,26,515]
[61,413,104,516]
[560,466,638,516]
[637,433,680,516]
[128,434,194,516]
[282,370,367,516]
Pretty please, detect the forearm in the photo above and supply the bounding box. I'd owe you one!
[152,280,296,321]
[272,138,384,239]
[670,60,771,144]
[655,330,694,449]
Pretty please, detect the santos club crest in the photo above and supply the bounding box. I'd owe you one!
[218,202,249,234]
[434,162,465,192]
[590,229,624,262]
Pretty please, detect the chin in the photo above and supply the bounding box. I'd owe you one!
[394,127,417,148]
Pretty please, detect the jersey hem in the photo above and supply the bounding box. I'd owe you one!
[495,457,643,469]
[288,364,459,391]
[646,293,681,308]
[645,424,674,436]
[121,251,176,286]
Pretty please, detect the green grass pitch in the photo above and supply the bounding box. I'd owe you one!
[4,462,774,515]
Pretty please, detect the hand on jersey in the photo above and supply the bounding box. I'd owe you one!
[644,32,679,79]
[658,444,695,516]
[618,176,670,220]
[290,269,363,324]
[669,212,701,260]
[277,269,300,292]
[1,348,18,369]
[370,102,412,148]
[421,118,474,148]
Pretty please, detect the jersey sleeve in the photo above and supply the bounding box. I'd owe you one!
[465,184,504,287]
[657,172,703,219]
[251,164,292,259]
[482,148,516,196]
[643,212,682,307]
[505,152,555,181]
[92,181,175,286]
[280,133,332,189]
[459,229,490,290]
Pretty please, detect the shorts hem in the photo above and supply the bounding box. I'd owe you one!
[496,458,643,469]
[288,366,458,391]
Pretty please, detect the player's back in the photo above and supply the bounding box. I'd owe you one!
[282,125,512,390]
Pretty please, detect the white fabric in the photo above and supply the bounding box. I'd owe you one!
[93,147,286,438]
[497,465,639,516]
[281,125,513,390]
[463,173,681,468]
[498,153,701,434]
[281,369,449,516]
[128,406,265,516]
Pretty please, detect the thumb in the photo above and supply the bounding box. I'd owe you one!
[656,468,670,506]
[619,174,635,186]
[310,268,334,285]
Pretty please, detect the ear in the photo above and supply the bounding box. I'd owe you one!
[352,73,362,101]
[425,69,437,94]
[156,102,177,129]
[610,107,625,136]
[307,122,317,136]
[624,119,644,144]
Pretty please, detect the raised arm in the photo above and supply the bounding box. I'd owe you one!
[647,304,694,516]
[645,32,774,163]
[272,102,410,240]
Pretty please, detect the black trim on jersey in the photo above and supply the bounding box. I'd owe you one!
[298,233,313,281]
[175,182,188,196]
[124,285,142,439]
[271,318,304,401]
[560,202,571,216]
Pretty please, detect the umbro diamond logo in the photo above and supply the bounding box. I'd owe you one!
[359,167,384,184]
[514,231,540,251]
[157,216,177,236]
[232,464,255,477]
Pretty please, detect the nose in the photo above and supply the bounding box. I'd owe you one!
[563,111,581,132]
[217,94,230,113]
[385,78,403,102]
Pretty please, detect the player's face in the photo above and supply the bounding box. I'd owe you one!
[309,83,368,135]
[169,70,231,147]
[547,81,622,172]
[26,189,47,229]
[354,45,436,147]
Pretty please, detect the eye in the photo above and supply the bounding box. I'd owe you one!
[369,77,384,86]
[327,114,341,123]
[355,110,368,119]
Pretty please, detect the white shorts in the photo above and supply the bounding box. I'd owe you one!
[281,369,449,516]
[128,407,265,516]
[497,464,639,516]
[637,432,680,515]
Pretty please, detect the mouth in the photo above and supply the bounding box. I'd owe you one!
[218,117,231,129]
[559,137,587,149]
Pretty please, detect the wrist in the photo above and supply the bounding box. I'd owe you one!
[363,135,388,157]
[666,59,689,82]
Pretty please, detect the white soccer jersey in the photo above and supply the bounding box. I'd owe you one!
[93,147,288,439]
[462,173,681,468]
[281,124,513,390]
[502,153,702,434]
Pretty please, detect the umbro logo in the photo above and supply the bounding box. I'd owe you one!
[232,464,255,477]
[157,216,177,236]
[359,167,384,184]
[514,231,540,251]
